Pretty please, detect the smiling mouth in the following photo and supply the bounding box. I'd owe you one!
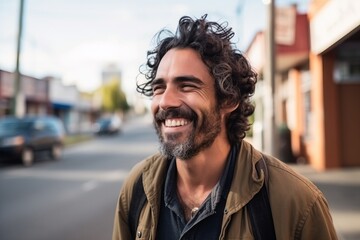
[164,118,190,127]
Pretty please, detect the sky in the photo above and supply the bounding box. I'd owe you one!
[0,0,309,98]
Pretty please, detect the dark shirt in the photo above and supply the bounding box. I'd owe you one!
[156,144,238,240]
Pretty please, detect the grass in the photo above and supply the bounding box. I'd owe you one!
[64,134,94,147]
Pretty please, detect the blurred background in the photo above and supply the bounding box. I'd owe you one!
[0,0,359,239]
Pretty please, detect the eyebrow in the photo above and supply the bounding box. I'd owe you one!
[152,75,204,86]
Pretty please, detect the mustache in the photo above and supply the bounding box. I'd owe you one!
[155,107,196,122]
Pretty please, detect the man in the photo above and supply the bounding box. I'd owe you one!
[113,15,337,239]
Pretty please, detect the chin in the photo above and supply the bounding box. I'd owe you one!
[163,132,185,142]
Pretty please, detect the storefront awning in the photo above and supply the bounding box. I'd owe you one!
[52,102,72,110]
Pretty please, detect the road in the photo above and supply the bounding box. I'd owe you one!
[0,115,158,240]
[1,114,358,239]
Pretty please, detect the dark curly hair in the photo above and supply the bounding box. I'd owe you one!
[137,15,257,143]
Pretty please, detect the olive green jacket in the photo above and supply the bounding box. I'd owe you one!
[112,141,337,239]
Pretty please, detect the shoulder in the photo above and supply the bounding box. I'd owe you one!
[117,153,165,209]
[264,154,322,198]
[264,154,334,237]
[239,141,322,199]
[235,142,335,238]
[121,152,165,196]
[113,153,166,239]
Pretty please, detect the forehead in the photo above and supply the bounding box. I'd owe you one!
[155,48,213,83]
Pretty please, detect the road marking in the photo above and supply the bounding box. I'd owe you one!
[82,180,99,192]
[2,169,130,182]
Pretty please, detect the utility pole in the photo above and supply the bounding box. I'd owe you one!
[263,0,278,156]
[236,0,246,45]
[12,0,25,117]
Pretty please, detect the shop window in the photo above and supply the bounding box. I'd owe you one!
[301,71,312,140]
[303,90,312,139]
[334,42,360,83]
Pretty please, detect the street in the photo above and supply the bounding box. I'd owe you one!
[0,115,359,240]
[0,115,158,240]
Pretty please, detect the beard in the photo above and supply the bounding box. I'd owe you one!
[154,105,221,160]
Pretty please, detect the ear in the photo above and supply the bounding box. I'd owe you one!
[220,101,239,116]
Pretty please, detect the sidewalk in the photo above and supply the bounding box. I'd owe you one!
[290,164,360,240]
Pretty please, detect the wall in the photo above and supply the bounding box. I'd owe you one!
[339,83,360,166]
[322,51,341,169]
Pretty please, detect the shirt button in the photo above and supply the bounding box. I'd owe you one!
[224,209,228,214]
[137,231,142,238]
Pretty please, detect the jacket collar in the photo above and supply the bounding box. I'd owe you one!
[141,153,169,222]
[224,140,264,214]
[141,140,264,218]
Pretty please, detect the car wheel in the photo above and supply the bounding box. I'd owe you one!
[50,144,62,160]
[22,148,34,167]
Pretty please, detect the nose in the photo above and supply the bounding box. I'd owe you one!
[158,86,181,110]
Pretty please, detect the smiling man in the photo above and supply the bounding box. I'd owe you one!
[152,48,225,161]
[112,15,337,240]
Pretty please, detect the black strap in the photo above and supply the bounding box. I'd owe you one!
[247,155,276,240]
[128,174,147,239]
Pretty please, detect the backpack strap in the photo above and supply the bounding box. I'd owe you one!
[128,174,147,239]
[256,155,270,191]
[247,155,276,240]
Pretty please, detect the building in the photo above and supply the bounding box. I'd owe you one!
[246,1,360,170]
[102,63,122,86]
[0,70,50,117]
[246,4,310,163]
[0,70,98,134]
[46,76,98,134]
[308,0,360,169]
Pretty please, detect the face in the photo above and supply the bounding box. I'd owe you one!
[151,48,224,160]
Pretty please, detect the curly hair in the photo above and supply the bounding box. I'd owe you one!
[137,15,257,143]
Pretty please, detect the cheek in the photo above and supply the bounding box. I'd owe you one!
[151,98,160,115]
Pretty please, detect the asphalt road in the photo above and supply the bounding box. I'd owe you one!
[0,115,158,240]
[2,114,358,239]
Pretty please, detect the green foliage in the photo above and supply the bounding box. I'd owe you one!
[101,78,129,113]
[64,134,93,146]
[247,113,254,137]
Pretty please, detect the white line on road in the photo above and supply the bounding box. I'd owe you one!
[82,180,99,192]
[2,169,130,182]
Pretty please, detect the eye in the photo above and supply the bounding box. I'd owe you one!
[181,84,198,92]
[152,84,165,95]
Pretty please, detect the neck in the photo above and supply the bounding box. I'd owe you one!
[176,130,231,181]
[176,134,231,196]
[176,146,230,188]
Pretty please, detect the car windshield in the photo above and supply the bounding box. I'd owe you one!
[98,119,111,125]
[0,119,32,135]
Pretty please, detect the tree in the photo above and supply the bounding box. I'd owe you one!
[101,78,129,113]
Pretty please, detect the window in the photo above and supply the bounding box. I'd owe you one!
[334,42,360,83]
[301,71,312,139]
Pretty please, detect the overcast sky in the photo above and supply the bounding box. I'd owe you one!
[0,0,309,95]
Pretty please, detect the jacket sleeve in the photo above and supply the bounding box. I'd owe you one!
[112,160,148,240]
[296,194,338,240]
[112,191,132,240]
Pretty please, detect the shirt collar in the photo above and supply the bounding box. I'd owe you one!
[163,144,239,211]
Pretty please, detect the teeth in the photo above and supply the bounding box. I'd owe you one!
[165,119,189,127]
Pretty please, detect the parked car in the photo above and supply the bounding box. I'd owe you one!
[92,115,122,135]
[0,115,65,166]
